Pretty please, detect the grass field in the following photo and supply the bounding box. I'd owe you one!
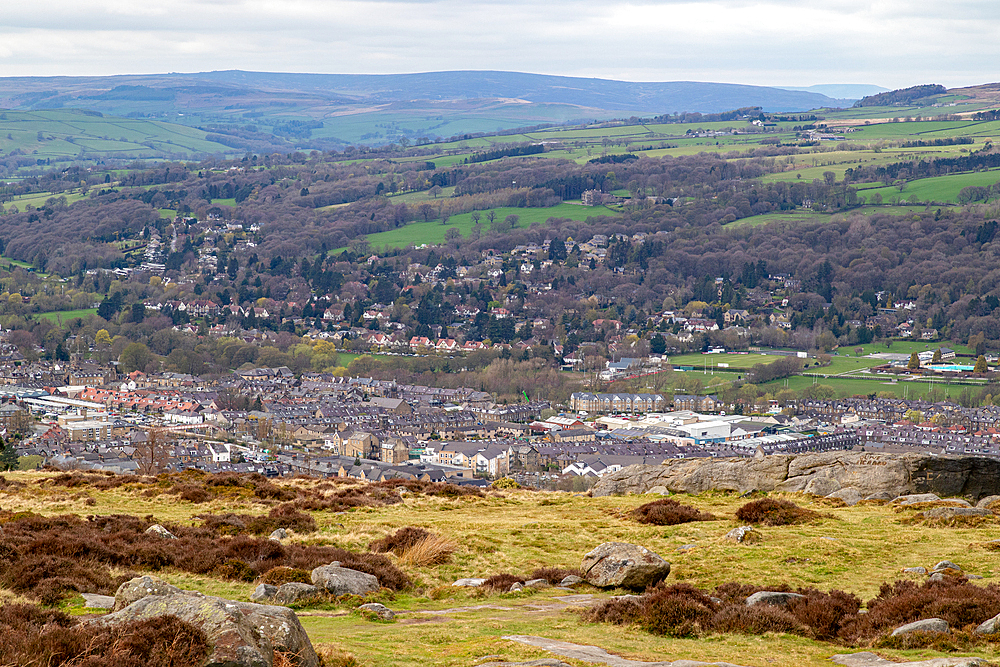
[35,308,98,324]
[668,352,884,375]
[359,203,617,251]
[726,206,932,229]
[0,109,239,164]
[858,169,1000,204]
[7,471,1000,667]
[760,373,986,400]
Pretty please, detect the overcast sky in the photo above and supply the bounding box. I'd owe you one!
[0,0,995,88]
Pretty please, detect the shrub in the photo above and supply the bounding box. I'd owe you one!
[711,603,808,636]
[529,567,582,585]
[630,498,715,526]
[642,583,718,637]
[482,573,525,592]
[0,604,209,667]
[369,527,431,555]
[735,498,820,526]
[257,566,312,586]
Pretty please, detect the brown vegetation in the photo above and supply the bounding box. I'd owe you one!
[630,498,716,526]
[586,577,1000,647]
[735,498,821,526]
[0,604,209,667]
[0,511,409,602]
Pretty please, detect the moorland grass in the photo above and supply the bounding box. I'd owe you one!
[5,472,1000,666]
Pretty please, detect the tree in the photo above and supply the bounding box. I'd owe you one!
[120,342,153,373]
[0,441,17,471]
[134,428,171,475]
[444,227,462,243]
[907,352,920,369]
[974,355,989,373]
[931,348,942,364]
[650,334,666,355]
[95,329,112,348]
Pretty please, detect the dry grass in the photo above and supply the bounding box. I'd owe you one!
[398,533,456,567]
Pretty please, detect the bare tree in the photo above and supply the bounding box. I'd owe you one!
[135,427,171,475]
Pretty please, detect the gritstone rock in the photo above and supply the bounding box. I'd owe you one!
[453,578,486,587]
[359,602,395,620]
[804,477,841,496]
[723,526,758,544]
[274,583,320,605]
[591,452,1000,501]
[268,528,287,541]
[891,618,950,636]
[311,563,379,596]
[144,524,177,539]
[745,591,806,607]
[251,584,278,602]
[827,487,863,506]
[101,575,319,667]
[113,575,181,612]
[581,542,671,590]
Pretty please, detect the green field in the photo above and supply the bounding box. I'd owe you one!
[360,203,618,252]
[858,169,1000,204]
[36,308,98,324]
[761,373,986,401]
[0,109,239,165]
[726,206,932,229]
[668,352,883,375]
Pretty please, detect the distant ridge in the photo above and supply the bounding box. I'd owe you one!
[0,70,851,114]
[777,84,889,100]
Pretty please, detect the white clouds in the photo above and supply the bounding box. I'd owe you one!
[0,0,997,86]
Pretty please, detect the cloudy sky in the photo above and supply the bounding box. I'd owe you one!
[0,0,995,88]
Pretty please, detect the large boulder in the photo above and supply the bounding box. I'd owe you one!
[311,562,380,596]
[591,452,1000,501]
[98,577,319,667]
[112,575,181,612]
[581,542,670,590]
[274,583,320,605]
[891,618,950,636]
[746,591,806,607]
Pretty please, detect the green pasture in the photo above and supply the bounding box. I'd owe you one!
[668,352,882,375]
[387,186,457,203]
[858,169,1000,204]
[845,340,974,357]
[359,202,617,251]
[0,109,238,163]
[5,190,88,210]
[36,308,98,324]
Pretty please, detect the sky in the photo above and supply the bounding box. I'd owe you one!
[0,0,997,88]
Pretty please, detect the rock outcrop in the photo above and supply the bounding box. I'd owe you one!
[592,452,1000,500]
[97,575,319,667]
[581,542,671,590]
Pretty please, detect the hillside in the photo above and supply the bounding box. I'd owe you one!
[0,70,854,149]
[3,468,1000,667]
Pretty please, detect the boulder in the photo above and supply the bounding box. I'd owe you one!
[590,452,1000,501]
[745,591,806,608]
[977,495,1000,509]
[93,591,319,667]
[274,583,320,605]
[113,575,181,612]
[864,492,895,502]
[509,582,524,592]
[251,584,278,602]
[827,487,863,506]
[560,575,583,586]
[646,485,670,496]
[976,611,1000,634]
[804,477,841,496]
[311,563,379,596]
[358,602,395,620]
[891,617,949,636]
[81,593,116,609]
[452,578,486,587]
[933,560,963,573]
[144,524,177,539]
[524,578,551,589]
[902,567,927,575]
[894,494,942,506]
[831,652,985,667]
[581,542,670,590]
[268,528,287,541]
[723,526,758,544]
[920,507,990,519]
